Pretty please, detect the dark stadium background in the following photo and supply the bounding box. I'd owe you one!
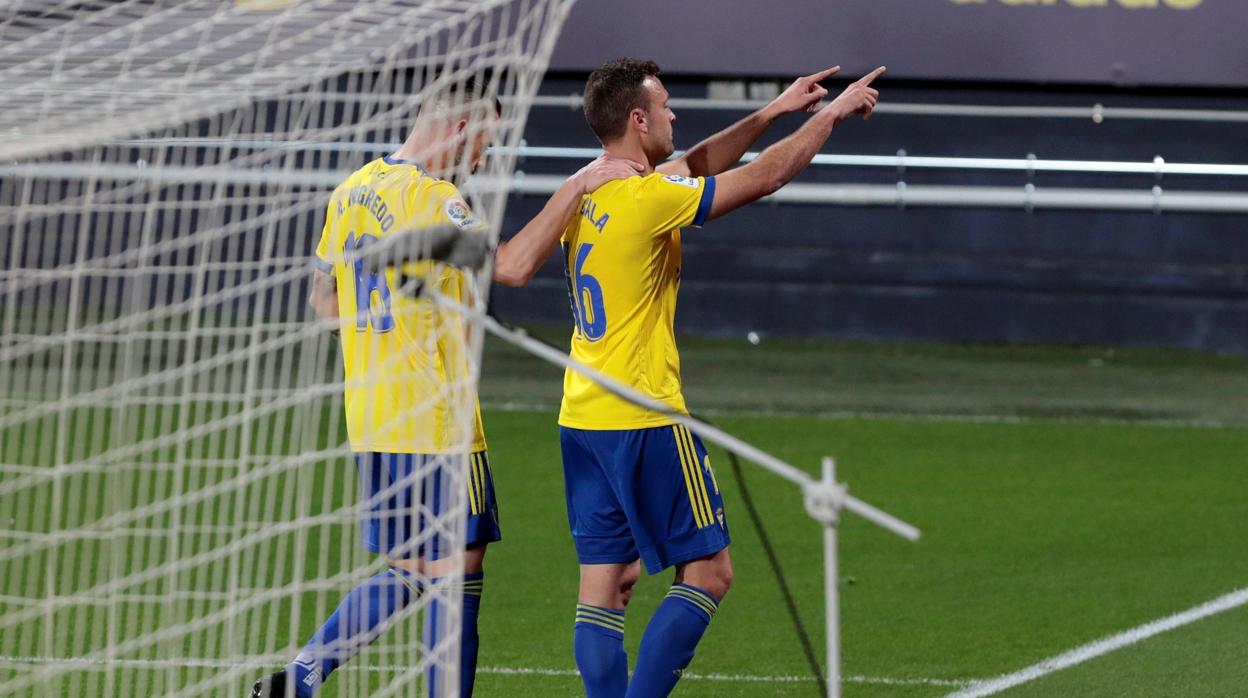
[492,0,1248,354]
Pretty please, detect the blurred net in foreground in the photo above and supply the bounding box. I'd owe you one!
[0,1,574,695]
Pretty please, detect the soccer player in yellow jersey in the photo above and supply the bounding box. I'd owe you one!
[558,59,885,698]
[252,79,640,698]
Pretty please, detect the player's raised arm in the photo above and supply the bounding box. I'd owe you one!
[493,154,642,287]
[658,66,841,179]
[707,66,885,221]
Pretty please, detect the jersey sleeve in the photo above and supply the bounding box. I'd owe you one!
[633,173,717,236]
[313,196,338,274]
[428,181,487,234]
[399,181,490,283]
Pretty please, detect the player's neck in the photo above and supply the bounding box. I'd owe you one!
[603,142,654,175]
[393,125,452,175]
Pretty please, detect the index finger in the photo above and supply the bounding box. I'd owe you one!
[857,66,887,85]
[808,65,842,83]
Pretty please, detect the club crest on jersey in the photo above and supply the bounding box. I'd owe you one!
[444,198,479,230]
[662,174,699,189]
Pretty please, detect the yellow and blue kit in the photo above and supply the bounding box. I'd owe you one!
[315,155,499,558]
[557,171,729,574]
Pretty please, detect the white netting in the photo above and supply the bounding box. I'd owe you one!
[0,0,574,695]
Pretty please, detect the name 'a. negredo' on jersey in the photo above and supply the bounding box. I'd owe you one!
[316,156,488,454]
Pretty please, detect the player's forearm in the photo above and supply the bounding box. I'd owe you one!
[746,108,839,195]
[493,177,583,287]
[706,108,842,220]
[679,107,778,178]
[310,291,338,319]
[308,270,339,325]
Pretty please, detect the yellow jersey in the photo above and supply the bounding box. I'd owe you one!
[557,172,716,430]
[315,156,487,453]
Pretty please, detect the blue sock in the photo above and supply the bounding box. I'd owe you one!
[289,566,423,697]
[626,584,719,698]
[423,572,485,698]
[573,603,627,698]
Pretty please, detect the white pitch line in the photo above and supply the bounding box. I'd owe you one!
[0,655,971,688]
[947,586,1248,698]
[483,666,969,687]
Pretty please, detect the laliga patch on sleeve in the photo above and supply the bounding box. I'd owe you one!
[661,174,699,189]
[443,198,481,231]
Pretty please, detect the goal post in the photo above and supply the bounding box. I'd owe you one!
[0,1,575,696]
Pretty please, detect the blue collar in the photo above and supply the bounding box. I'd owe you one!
[383,154,423,169]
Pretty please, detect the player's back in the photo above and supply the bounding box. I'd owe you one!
[315,156,486,454]
[558,171,715,430]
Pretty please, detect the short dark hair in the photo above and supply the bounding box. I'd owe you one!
[583,58,661,143]
[428,74,503,116]
[455,75,503,116]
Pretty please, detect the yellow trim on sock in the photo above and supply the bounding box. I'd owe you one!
[574,615,625,633]
[575,605,626,627]
[670,596,716,619]
[668,586,718,617]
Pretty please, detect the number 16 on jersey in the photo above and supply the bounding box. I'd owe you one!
[564,242,606,341]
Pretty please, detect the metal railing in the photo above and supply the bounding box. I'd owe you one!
[106,137,1248,178]
[528,93,1248,124]
[4,137,1246,214]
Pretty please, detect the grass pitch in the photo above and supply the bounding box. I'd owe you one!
[408,333,1248,696]
[463,409,1248,697]
[3,333,1246,697]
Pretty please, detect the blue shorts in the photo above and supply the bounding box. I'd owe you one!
[560,424,730,575]
[355,451,501,560]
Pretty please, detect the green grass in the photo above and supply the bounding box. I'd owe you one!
[462,409,1248,697]
[483,326,1248,425]
[3,335,1247,696]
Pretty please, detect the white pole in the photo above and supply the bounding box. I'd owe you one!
[822,456,841,698]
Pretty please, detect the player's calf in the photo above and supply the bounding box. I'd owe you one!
[422,545,489,698]
[626,582,721,697]
[570,551,642,695]
[279,565,425,697]
[574,561,640,698]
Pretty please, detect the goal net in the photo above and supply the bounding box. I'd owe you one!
[0,1,574,696]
